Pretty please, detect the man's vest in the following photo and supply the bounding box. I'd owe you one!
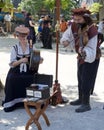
[71,22,101,63]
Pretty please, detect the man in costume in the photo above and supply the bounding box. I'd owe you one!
[60,8,101,112]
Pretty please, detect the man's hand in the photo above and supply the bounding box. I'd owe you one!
[78,47,86,59]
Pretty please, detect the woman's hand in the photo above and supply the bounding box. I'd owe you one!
[20,57,28,63]
[11,57,28,67]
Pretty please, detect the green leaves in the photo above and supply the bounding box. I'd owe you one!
[89,3,103,13]
[17,0,81,20]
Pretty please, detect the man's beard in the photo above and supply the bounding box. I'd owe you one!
[77,23,87,28]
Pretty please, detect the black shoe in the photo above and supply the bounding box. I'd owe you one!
[75,104,91,113]
[4,106,16,112]
[70,99,82,106]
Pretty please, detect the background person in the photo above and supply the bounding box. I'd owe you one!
[59,16,67,38]
[98,18,104,44]
[41,15,52,49]
[37,15,44,42]
[24,13,36,47]
[4,12,12,33]
[0,26,7,36]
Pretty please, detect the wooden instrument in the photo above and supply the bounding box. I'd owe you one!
[29,50,41,73]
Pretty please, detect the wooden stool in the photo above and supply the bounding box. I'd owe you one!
[24,98,50,130]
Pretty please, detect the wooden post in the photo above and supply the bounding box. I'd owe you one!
[55,0,60,83]
[51,0,64,106]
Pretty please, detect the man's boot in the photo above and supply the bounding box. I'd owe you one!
[70,92,82,105]
[75,95,91,113]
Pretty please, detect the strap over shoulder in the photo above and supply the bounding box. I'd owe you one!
[13,44,18,54]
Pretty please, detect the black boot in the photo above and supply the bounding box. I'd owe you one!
[75,95,91,113]
[70,92,82,106]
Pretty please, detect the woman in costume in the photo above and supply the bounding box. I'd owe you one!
[3,25,41,112]
[41,15,53,49]
[61,8,101,112]
[24,13,36,47]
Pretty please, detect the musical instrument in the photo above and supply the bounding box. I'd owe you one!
[29,50,41,73]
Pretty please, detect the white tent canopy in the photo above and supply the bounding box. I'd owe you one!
[81,0,100,6]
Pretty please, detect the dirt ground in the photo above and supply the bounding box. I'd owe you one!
[0,37,104,130]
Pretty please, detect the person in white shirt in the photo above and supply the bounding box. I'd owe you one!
[4,12,12,33]
[0,26,7,36]
[98,18,104,43]
[3,25,43,112]
[60,8,101,113]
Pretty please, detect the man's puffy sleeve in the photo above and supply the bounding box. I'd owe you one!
[83,35,97,63]
[60,26,75,47]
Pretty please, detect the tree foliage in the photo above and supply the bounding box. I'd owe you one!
[89,2,103,14]
[1,0,14,12]
[18,0,80,18]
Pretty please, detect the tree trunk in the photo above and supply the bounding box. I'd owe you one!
[99,0,104,20]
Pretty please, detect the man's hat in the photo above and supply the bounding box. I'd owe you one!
[72,8,91,16]
[15,25,29,36]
